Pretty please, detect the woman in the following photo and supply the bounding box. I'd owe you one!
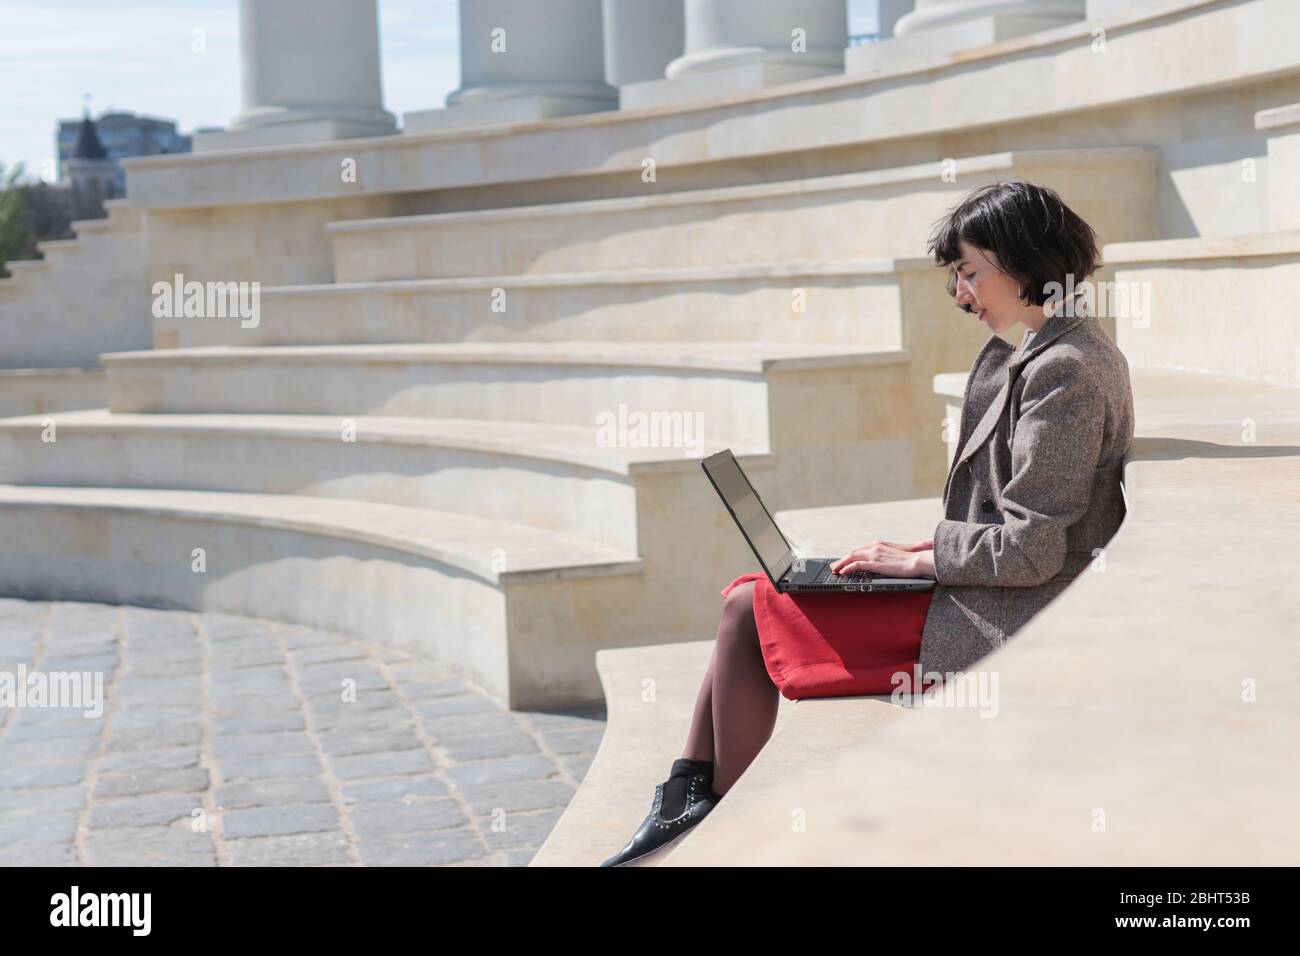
[601,180,1136,867]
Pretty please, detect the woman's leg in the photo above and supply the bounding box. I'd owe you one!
[681,646,718,763]
[679,580,780,797]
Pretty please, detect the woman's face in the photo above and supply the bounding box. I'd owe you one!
[952,239,1042,336]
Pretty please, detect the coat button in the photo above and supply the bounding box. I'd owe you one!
[981,498,996,513]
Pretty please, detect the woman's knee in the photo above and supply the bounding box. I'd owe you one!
[718,581,759,647]
[723,580,756,615]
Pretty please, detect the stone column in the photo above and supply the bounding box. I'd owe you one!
[621,0,848,109]
[896,0,1085,35]
[876,0,917,39]
[405,0,617,135]
[847,0,1086,72]
[602,0,685,88]
[196,0,396,152]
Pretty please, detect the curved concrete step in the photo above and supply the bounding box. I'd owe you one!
[325,148,1156,282]
[0,409,759,473]
[531,640,798,867]
[0,409,768,553]
[1104,229,1300,387]
[0,484,642,582]
[102,341,914,453]
[0,484,642,710]
[0,428,928,714]
[164,258,912,350]
[659,695,910,866]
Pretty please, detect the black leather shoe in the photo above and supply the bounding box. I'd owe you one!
[600,761,720,867]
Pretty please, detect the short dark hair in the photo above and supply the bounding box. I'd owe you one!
[925,180,1102,309]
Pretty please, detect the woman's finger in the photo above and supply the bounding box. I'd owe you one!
[831,554,855,573]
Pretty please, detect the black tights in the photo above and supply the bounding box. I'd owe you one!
[679,581,780,797]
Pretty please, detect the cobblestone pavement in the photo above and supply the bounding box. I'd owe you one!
[0,598,605,866]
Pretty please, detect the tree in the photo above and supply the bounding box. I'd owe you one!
[23,180,102,246]
[0,162,32,279]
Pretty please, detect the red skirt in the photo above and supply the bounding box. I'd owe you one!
[721,572,935,701]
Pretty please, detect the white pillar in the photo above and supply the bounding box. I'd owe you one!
[896,0,1085,35]
[621,0,848,109]
[405,0,616,135]
[876,0,917,39]
[197,0,395,151]
[668,0,847,76]
[847,0,1086,72]
[603,0,685,88]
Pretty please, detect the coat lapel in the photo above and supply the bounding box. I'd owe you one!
[941,334,1010,503]
[948,307,1091,478]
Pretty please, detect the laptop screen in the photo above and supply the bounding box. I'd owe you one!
[701,451,793,582]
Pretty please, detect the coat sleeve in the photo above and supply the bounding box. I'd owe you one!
[932,354,1106,587]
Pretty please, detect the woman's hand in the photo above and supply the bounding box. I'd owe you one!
[831,540,936,578]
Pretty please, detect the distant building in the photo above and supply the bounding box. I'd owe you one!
[61,113,117,199]
[57,110,192,196]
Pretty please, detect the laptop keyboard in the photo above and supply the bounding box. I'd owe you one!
[813,566,874,584]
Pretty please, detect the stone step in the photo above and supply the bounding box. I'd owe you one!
[74,202,142,234]
[327,148,1158,282]
[102,341,914,452]
[156,258,910,350]
[0,409,766,554]
[35,238,80,258]
[1103,229,1300,387]
[1,259,46,278]
[531,640,796,867]
[1257,102,1300,231]
[0,420,932,712]
[0,204,151,369]
[0,368,104,417]
[0,484,643,710]
[69,217,113,235]
[659,694,911,867]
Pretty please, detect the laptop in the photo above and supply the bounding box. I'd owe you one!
[700,449,935,594]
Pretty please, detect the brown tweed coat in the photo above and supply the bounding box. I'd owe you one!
[919,305,1135,674]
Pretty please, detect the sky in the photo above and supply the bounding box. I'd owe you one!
[0,0,880,182]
